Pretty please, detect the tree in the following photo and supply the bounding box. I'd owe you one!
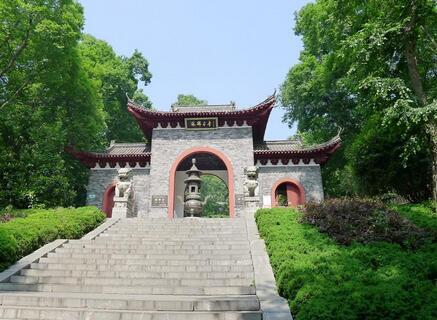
[0,1,154,209]
[174,94,207,106]
[0,0,103,208]
[281,0,436,202]
[78,34,152,143]
[200,175,229,217]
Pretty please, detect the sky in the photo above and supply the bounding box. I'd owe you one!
[78,0,311,140]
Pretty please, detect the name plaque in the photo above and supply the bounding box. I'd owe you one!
[185,117,218,130]
[151,195,168,208]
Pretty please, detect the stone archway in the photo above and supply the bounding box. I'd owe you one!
[168,146,235,219]
[102,183,116,218]
[271,178,305,207]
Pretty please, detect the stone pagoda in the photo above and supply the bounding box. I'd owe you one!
[183,159,203,217]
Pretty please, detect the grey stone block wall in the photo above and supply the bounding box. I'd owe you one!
[132,170,151,217]
[86,169,150,216]
[258,165,324,205]
[85,127,326,216]
[86,170,118,208]
[149,126,254,217]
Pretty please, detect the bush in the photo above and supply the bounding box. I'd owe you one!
[302,198,433,248]
[256,207,437,320]
[0,207,28,223]
[0,206,105,271]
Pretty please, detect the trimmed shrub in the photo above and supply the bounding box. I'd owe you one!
[256,207,437,320]
[302,198,433,248]
[0,206,105,271]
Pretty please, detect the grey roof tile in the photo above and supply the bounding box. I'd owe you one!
[106,143,150,155]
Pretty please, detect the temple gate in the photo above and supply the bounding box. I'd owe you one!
[68,93,341,218]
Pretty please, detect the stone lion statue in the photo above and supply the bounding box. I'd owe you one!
[244,166,259,197]
[115,168,132,199]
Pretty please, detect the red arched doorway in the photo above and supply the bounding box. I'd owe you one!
[102,184,116,218]
[168,146,235,219]
[271,178,305,207]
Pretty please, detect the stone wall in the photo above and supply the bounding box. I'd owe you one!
[149,126,254,217]
[257,165,324,206]
[86,168,151,216]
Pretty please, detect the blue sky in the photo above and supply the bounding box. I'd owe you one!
[78,0,310,140]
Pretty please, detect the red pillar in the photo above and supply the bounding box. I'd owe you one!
[102,185,115,218]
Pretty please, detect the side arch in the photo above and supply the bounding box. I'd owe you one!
[168,146,235,219]
[271,178,305,207]
[102,183,116,218]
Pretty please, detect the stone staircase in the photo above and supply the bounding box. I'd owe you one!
[0,218,262,319]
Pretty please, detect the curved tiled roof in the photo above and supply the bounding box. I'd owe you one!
[67,133,341,168]
[254,134,342,165]
[127,93,276,142]
[65,145,151,169]
[106,143,151,155]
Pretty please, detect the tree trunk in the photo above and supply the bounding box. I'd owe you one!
[426,122,437,209]
[403,2,436,205]
[404,42,427,105]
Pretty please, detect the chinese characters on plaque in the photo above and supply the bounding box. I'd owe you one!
[151,195,168,208]
[185,117,218,130]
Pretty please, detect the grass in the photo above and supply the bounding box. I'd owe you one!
[0,206,105,272]
[392,201,437,230]
[255,204,437,320]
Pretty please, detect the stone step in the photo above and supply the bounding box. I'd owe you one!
[0,292,260,311]
[0,216,263,318]
[97,236,247,241]
[107,230,246,234]
[0,283,256,295]
[30,262,254,273]
[69,238,249,244]
[102,234,247,238]
[46,252,252,261]
[0,306,262,320]
[55,247,250,255]
[110,226,245,231]
[10,275,252,287]
[20,269,253,280]
[109,229,246,233]
[115,219,242,224]
[38,257,253,266]
[110,224,245,228]
[62,240,250,250]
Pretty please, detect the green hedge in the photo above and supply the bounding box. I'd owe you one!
[256,207,437,320]
[0,206,105,271]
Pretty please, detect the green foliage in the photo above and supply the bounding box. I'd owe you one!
[0,1,152,209]
[0,206,105,271]
[277,194,288,207]
[0,0,104,209]
[280,0,436,200]
[0,207,28,223]
[78,34,152,142]
[174,94,207,106]
[200,175,229,217]
[256,207,437,320]
[303,198,434,248]
[348,114,432,201]
[393,201,437,230]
